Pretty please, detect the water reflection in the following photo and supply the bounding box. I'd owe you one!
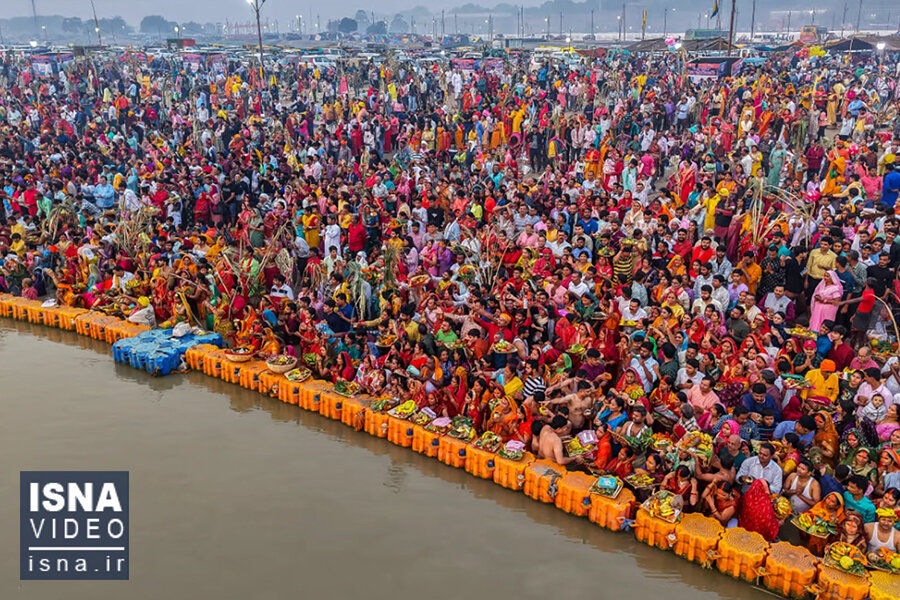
[0,319,773,600]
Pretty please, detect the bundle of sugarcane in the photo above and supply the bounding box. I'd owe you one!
[382,241,400,291]
[42,196,78,240]
[347,260,368,321]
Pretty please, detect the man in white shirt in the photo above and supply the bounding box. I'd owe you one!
[269,274,294,300]
[709,275,730,311]
[736,443,783,495]
[676,358,704,390]
[111,265,135,291]
[548,232,572,258]
[691,286,722,316]
[566,271,589,297]
[621,298,648,323]
[629,341,659,393]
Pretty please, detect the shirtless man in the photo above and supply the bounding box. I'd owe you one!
[548,381,594,430]
[617,404,650,440]
[865,509,900,557]
[534,416,583,466]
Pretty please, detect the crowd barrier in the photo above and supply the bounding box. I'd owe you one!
[1,292,896,599]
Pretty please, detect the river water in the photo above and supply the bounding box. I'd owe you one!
[0,320,773,599]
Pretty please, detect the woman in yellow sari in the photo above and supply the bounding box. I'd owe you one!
[822,154,847,197]
[666,255,687,278]
[652,303,683,331]
[205,236,227,260]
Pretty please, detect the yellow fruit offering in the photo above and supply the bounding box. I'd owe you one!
[840,556,854,570]
[892,556,900,569]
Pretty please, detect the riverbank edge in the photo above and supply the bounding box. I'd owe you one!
[0,294,894,600]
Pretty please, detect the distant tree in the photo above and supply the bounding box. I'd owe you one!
[366,21,387,35]
[325,19,339,33]
[140,15,175,34]
[338,18,358,33]
[389,14,408,33]
[98,17,128,34]
[354,10,370,29]
[181,21,204,33]
[61,17,83,33]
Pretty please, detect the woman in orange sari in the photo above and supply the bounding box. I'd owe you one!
[485,393,520,442]
[800,492,846,555]
[813,410,840,469]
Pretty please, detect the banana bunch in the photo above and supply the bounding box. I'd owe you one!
[393,400,417,417]
[647,491,677,519]
[678,431,714,455]
[828,542,867,575]
[771,496,791,520]
[628,473,656,487]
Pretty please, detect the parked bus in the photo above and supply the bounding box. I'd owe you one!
[799,26,828,43]
[685,29,726,41]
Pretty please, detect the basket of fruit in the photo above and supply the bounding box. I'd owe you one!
[472,431,503,453]
[567,343,587,356]
[868,547,900,573]
[492,339,515,354]
[266,354,298,374]
[371,397,400,412]
[589,475,624,499]
[448,416,476,440]
[457,264,477,283]
[284,367,311,382]
[225,347,255,363]
[387,400,418,419]
[497,440,526,460]
[625,473,659,491]
[772,495,792,520]
[871,339,899,362]
[824,542,868,577]
[786,326,816,339]
[792,512,839,538]
[375,334,397,349]
[650,432,675,451]
[675,431,714,464]
[410,408,436,426]
[425,416,453,434]
[781,374,814,390]
[642,490,682,523]
[333,380,361,397]
[408,274,431,288]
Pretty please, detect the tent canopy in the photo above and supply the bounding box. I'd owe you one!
[824,35,900,52]
[625,36,736,53]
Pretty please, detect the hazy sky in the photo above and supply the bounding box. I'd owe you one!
[0,0,475,25]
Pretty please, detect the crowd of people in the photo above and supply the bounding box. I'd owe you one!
[4,42,900,554]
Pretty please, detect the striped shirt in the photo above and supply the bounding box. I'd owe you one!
[522,376,547,398]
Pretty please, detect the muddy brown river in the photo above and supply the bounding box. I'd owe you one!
[0,320,774,599]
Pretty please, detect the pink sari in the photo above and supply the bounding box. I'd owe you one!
[809,270,842,332]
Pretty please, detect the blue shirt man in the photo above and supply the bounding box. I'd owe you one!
[741,383,781,420]
[772,416,816,447]
[93,178,116,209]
[882,165,900,208]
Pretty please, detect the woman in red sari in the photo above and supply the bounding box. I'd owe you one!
[440,367,469,420]
[457,377,488,432]
[596,300,622,363]
[737,479,781,542]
